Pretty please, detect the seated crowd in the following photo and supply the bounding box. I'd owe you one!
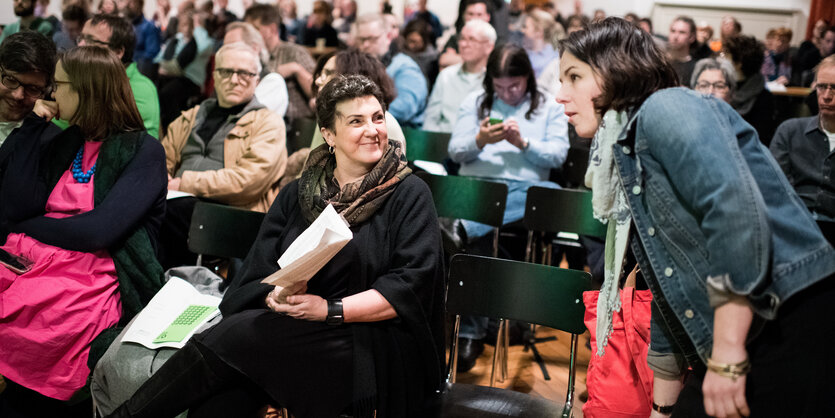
[0,0,833,417]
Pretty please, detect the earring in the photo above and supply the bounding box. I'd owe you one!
[328,145,334,154]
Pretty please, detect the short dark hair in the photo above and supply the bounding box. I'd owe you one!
[244,4,280,28]
[559,17,679,114]
[722,35,764,78]
[639,17,653,32]
[455,0,492,32]
[673,15,696,37]
[403,18,435,51]
[62,4,89,23]
[90,13,136,64]
[0,31,57,87]
[479,43,541,120]
[316,74,386,133]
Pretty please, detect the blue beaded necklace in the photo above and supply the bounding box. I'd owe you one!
[71,145,97,183]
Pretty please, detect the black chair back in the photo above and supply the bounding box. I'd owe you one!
[287,117,318,154]
[524,187,605,238]
[188,201,265,263]
[417,172,507,227]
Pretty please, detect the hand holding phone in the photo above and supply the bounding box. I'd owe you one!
[0,248,33,275]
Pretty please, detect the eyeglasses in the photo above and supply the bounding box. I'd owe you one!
[356,33,382,45]
[459,36,488,45]
[695,81,729,91]
[214,68,258,81]
[76,33,112,48]
[815,83,835,94]
[0,68,48,98]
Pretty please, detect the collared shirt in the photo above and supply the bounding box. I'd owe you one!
[0,120,23,147]
[422,63,484,133]
[770,115,835,219]
[525,43,558,79]
[387,53,428,127]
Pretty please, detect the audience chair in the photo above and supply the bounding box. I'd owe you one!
[403,127,452,164]
[517,187,605,380]
[416,172,507,258]
[443,254,592,418]
[187,201,265,267]
[560,147,591,189]
[286,117,319,155]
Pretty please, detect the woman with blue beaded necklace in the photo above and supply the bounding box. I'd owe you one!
[0,46,167,412]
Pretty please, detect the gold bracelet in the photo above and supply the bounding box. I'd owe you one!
[706,357,751,381]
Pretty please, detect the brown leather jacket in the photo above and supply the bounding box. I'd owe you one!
[163,101,287,212]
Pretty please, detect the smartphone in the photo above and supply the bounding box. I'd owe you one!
[0,248,33,275]
[489,117,503,125]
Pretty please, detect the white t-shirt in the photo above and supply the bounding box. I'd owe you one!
[0,120,23,148]
[823,127,835,153]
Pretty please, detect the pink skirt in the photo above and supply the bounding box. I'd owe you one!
[0,232,122,400]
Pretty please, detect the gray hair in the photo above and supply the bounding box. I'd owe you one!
[225,21,269,68]
[463,19,497,44]
[690,57,736,93]
[215,41,262,75]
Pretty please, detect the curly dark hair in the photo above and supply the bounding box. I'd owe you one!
[316,74,386,133]
[559,17,679,114]
[479,44,541,120]
[722,35,765,79]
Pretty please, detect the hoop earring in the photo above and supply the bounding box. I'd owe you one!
[328,146,334,154]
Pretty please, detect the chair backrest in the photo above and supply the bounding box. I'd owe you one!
[403,127,452,164]
[188,201,265,261]
[524,187,606,238]
[447,254,591,335]
[561,146,590,189]
[417,172,507,227]
[287,117,318,155]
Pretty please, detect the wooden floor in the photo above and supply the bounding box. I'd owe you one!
[452,326,592,417]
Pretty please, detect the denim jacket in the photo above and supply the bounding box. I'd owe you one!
[612,88,835,378]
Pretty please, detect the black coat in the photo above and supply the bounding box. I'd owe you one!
[198,175,445,417]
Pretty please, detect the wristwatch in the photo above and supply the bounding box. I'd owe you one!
[326,299,344,325]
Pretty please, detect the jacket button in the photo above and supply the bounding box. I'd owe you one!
[632,185,642,195]
[648,227,656,236]
[664,267,673,277]
[622,146,631,154]
[684,309,694,319]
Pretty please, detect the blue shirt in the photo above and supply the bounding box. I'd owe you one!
[448,89,569,182]
[386,53,428,127]
[154,27,213,89]
[133,15,161,63]
[525,43,558,79]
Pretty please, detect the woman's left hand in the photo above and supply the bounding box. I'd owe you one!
[503,119,526,149]
[702,344,750,418]
[269,293,328,322]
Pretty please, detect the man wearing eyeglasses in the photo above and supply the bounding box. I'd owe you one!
[73,13,160,138]
[158,42,286,268]
[424,20,495,133]
[771,54,835,224]
[354,13,427,128]
[0,31,56,147]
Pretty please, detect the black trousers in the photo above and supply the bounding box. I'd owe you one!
[672,275,835,417]
[109,342,270,418]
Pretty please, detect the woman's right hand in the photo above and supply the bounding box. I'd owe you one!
[33,99,58,121]
[476,117,505,149]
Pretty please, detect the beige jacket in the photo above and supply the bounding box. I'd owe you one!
[163,103,287,212]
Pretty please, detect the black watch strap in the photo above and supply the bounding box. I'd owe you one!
[326,299,344,325]
[652,401,675,414]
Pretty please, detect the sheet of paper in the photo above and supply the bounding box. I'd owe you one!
[261,204,352,301]
[121,277,221,349]
[167,190,195,200]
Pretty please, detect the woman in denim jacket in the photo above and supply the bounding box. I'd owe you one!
[557,18,835,417]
